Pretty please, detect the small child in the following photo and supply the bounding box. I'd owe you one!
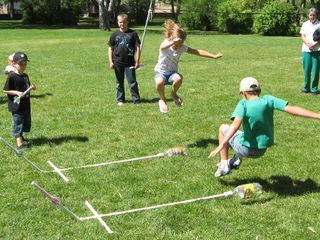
[208,77,320,177]
[108,13,141,106]
[154,19,223,113]
[3,52,36,149]
[4,53,15,74]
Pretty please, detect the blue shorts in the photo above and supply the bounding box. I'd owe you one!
[12,111,31,138]
[154,72,179,85]
[222,126,266,158]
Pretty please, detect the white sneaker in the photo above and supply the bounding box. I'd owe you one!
[214,165,231,177]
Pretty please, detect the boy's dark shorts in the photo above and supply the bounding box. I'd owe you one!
[12,111,31,138]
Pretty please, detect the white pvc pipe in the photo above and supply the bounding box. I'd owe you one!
[85,201,113,234]
[56,152,165,172]
[0,136,23,156]
[80,191,234,221]
[14,86,33,104]
[140,0,153,53]
[22,155,44,172]
[32,181,80,221]
[48,160,69,182]
[0,136,46,172]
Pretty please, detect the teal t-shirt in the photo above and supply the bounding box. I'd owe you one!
[231,95,288,149]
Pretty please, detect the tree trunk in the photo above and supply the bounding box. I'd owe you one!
[106,0,114,31]
[170,0,175,20]
[98,0,107,30]
[300,0,306,8]
[9,0,15,19]
[175,0,182,22]
[98,0,113,31]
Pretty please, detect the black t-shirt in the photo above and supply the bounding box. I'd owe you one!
[3,72,31,112]
[108,29,140,67]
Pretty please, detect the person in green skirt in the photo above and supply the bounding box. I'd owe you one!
[300,8,320,95]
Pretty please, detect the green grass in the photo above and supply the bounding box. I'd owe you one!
[0,22,320,239]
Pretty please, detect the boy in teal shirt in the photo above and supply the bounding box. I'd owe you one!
[209,77,320,177]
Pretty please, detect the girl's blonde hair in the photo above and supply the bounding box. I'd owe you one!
[8,53,14,61]
[164,19,186,40]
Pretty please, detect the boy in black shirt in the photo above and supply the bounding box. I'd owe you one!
[108,13,141,105]
[3,52,36,149]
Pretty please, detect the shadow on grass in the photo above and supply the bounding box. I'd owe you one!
[0,96,7,104]
[0,93,52,105]
[219,175,320,198]
[187,138,219,149]
[31,92,53,100]
[139,98,159,104]
[128,98,176,104]
[30,135,89,147]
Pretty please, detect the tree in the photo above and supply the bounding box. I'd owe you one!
[169,0,182,22]
[97,0,113,31]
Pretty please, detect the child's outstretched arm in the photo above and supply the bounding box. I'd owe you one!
[208,118,242,158]
[187,47,223,59]
[284,105,320,120]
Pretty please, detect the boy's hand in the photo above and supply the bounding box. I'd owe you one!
[208,144,224,158]
[172,37,182,44]
[17,91,24,97]
[213,53,223,59]
[109,62,114,69]
[30,84,36,91]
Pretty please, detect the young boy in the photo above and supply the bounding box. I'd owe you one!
[4,53,15,74]
[208,77,320,177]
[3,52,36,149]
[108,13,141,106]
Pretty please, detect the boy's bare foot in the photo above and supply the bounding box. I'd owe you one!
[172,93,183,107]
[159,99,169,113]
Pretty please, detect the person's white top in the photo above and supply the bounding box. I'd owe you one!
[154,38,188,74]
[4,65,15,74]
[300,19,320,52]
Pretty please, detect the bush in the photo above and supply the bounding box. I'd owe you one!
[217,0,253,34]
[253,2,296,36]
[179,0,219,31]
[20,0,82,25]
[127,0,150,25]
[217,0,271,34]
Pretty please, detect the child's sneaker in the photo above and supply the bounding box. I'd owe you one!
[228,154,242,169]
[214,165,231,177]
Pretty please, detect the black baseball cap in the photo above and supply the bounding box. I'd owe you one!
[13,52,29,63]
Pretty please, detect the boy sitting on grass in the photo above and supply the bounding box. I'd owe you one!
[208,77,320,177]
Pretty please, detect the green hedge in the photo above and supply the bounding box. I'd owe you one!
[253,2,296,36]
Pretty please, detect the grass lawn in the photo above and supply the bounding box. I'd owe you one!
[0,21,320,239]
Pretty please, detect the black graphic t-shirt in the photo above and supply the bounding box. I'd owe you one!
[3,72,31,112]
[108,29,140,67]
